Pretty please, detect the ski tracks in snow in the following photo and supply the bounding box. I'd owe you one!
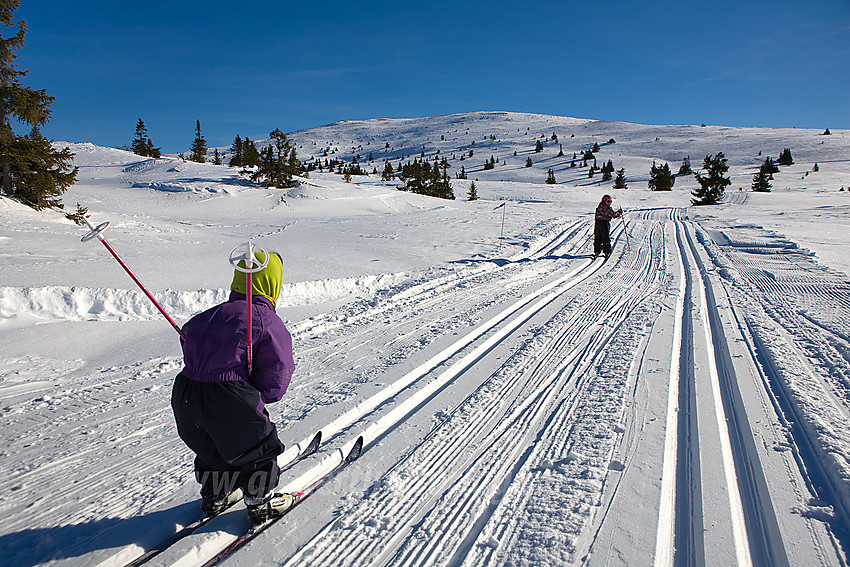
[256,217,670,567]
[4,210,850,567]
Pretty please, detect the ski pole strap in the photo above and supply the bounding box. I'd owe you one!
[82,219,186,340]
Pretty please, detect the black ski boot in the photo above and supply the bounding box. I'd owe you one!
[201,488,243,517]
[246,492,298,525]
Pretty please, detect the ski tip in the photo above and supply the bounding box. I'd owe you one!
[306,430,321,455]
[346,436,364,462]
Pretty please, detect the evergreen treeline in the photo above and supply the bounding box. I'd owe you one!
[399,158,454,199]
[248,128,304,188]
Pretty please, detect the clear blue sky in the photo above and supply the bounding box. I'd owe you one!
[15,0,850,153]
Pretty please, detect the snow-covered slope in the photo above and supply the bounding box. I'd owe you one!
[1,112,849,567]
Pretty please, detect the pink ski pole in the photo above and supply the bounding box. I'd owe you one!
[82,219,185,340]
[619,208,631,251]
[229,242,269,376]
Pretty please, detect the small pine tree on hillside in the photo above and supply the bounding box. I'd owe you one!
[751,169,771,192]
[678,156,692,175]
[546,169,556,184]
[131,119,160,157]
[525,157,533,168]
[777,148,794,166]
[213,148,221,165]
[692,153,731,205]
[189,120,206,163]
[613,168,627,189]
[823,128,831,135]
[601,159,614,182]
[229,135,244,166]
[648,161,675,191]
[468,180,478,201]
[0,1,78,209]
[761,156,779,176]
[535,140,543,153]
[381,161,395,181]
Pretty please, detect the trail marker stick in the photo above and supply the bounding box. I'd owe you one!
[229,242,269,376]
[81,219,185,340]
[495,202,507,251]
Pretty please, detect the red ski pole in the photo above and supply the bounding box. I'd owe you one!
[82,219,185,340]
[229,242,269,376]
[619,208,631,251]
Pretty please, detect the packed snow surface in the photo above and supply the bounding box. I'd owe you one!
[1,111,850,566]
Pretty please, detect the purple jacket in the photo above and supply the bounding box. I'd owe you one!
[180,291,295,405]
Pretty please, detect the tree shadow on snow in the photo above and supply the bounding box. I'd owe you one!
[0,499,244,567]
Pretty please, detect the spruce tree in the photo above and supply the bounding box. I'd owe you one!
[678,156,692,175]
[145,139,161,158]
[229,135,244,167]
[751,169,771,192]
[546,169,556,184]
[601,159,614,182]
[242,138,260,168]
[249,128,303,188]
[692,153,731,205]
[381,161,395,181]
[132,119,150,156]
[648,161,675,191]
[535,140,543,153]
[0,0,78,209]
[613,168,628,189]
[777,148,794,166]
[468,180,478,201]
[762,156,779,176]
[189,120,206,163]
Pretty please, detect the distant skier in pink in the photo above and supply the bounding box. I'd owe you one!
[594,194,622,259]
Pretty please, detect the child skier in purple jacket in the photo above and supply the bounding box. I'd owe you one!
[171,250,297,524]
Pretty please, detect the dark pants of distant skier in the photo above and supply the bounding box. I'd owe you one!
[171,373,285,501]
[594,219,612,256]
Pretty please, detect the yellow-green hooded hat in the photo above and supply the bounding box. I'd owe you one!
[230,251,283,307]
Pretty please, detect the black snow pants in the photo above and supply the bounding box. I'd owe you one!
[594,219,612,256]
[171,372,285,501]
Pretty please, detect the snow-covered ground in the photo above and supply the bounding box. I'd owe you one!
[1,111,849,566]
